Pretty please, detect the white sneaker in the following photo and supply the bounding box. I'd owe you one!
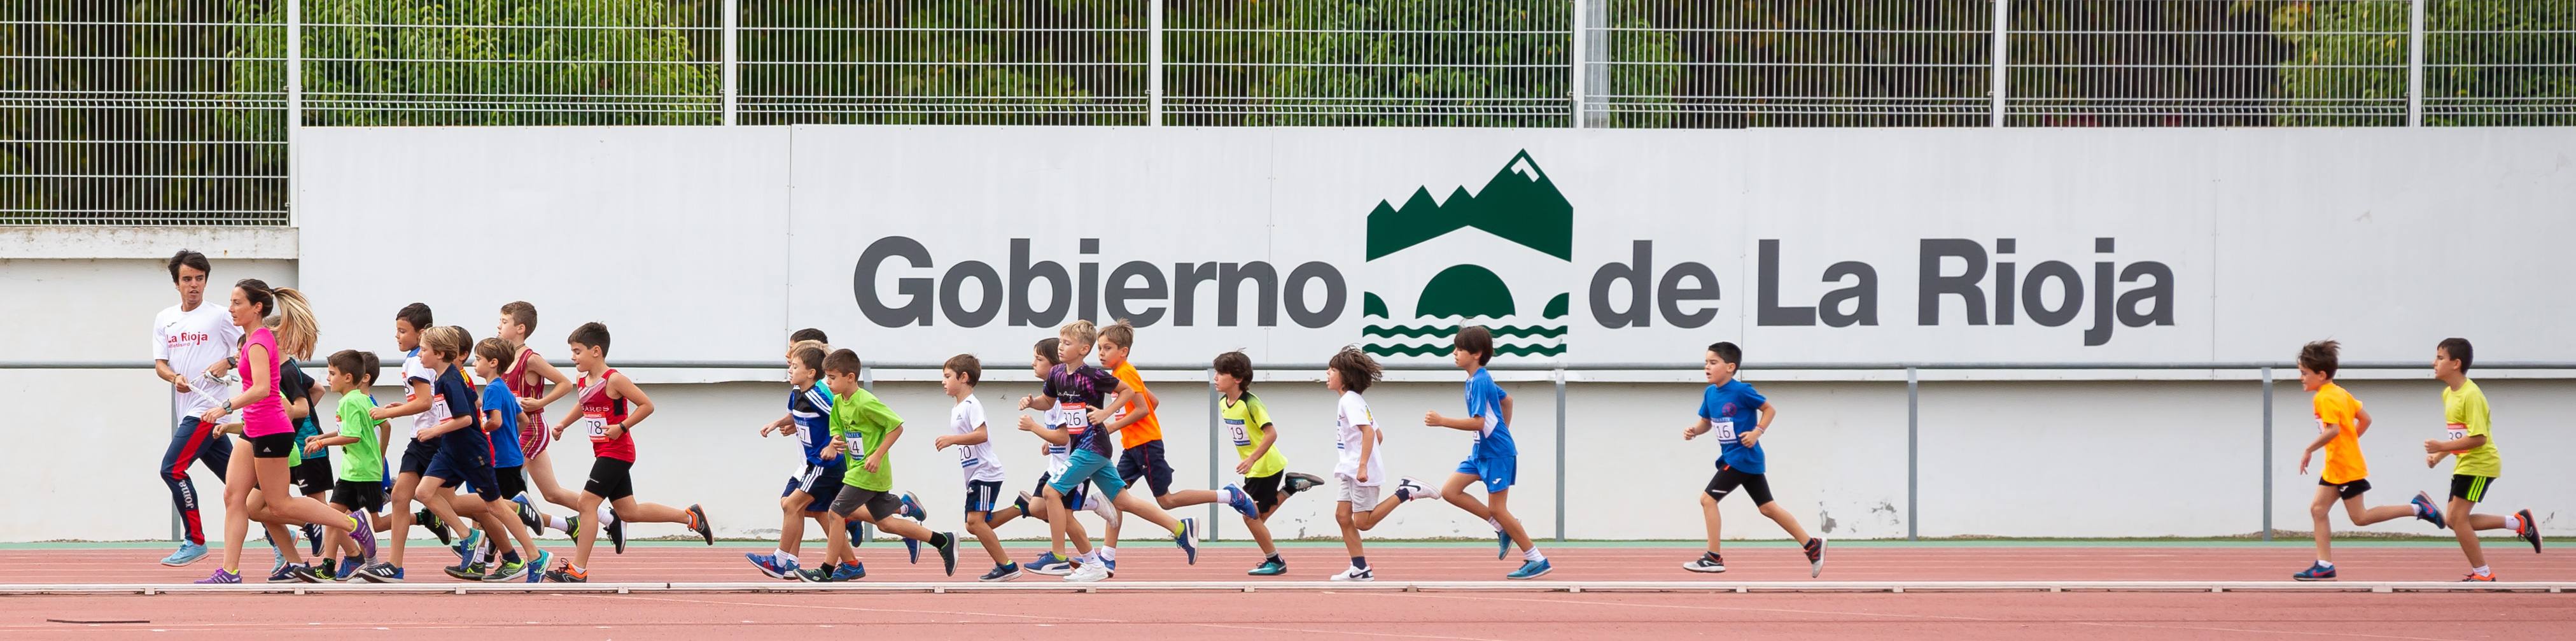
[1065,560,1112,582]
[1396,477,1439,502]
[1329,565,1374,582]
[1089,493,1121,526]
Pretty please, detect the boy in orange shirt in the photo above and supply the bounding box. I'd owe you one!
[2292,340,2438,581]
[1095,320,1258,570]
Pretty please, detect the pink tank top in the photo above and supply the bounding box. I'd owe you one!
[235,327,291,437]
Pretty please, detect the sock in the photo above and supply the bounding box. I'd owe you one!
[2503,514,2524,531]
[2472,565,2491,576]
[1524,547,1545,563]
[567,563,586,575]
[1350,555,1368,570]
[1098,546,1116,562]
[2316,560,2334,568]
[1266,553,1282,563]
[545,515,570,532]
[1487,516,1504,531]
[930,532,951,547]
[502,551,521,563]
[1702,551,1722,561]
[1079,551,1101,565]
[775,549,797,565]
[600,506,617,523]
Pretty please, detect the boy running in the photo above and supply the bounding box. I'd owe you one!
[538,322,716,583]
[307,349,386,579]
[2291,340,2439,580]
[1023,320,1198,582]
[746,342,856,580]
[1326,346,1443,582]
[1095,321,1259,568]
[461,337,552,580]
[806,348,959,581]
[992,337,1103,576]
[2416,337,2542,582]
[492,302,594,547]
[932,354,1020,581]
[353,304,451,582]
[1212,351,1323,577]
[1680,342,1824,577]
[1419,326,1550,579]
[409,327,530,581]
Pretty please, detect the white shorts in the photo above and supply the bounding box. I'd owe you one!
[1336,474,1380,506]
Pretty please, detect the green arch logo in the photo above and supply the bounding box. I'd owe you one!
[1361,151,1573,359]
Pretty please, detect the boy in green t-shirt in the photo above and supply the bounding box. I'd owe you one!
[2417,337,2542,582]
[806,348,958,582]
[1212,351,1324,577]
[304,349,386,580]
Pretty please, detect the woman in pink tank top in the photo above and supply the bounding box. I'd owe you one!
[189,280,360,584]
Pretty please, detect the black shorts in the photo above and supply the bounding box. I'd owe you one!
[2449,474,2497,504]
[1243,472,1284,515]
[1117,441,1175,497]
[397,440,439,475]
[428,449,500,502]
[780,463,845,513]
[1705,466,1775,507]
[585,458,636,501]
[330,480,388,514]
[249,432,295,459]
[2318,477,2373,500]
[831,486,902,521]
[492,465,528,500]
[291,458,333,496]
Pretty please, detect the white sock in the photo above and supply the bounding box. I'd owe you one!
[774,549,796,565]
[1524,547,1545,563]
[2472,565,2491,575]
[545,515,569,532]
[2316,560,2334,568]
[600,506,617,523]
[1487,516,1504,531]
[1079,551,1100,565]
[1098,546,1116,562]
[2503,514,2524,531]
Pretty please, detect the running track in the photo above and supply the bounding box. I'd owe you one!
[3,544,2570,640]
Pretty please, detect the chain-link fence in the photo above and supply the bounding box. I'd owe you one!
[6,1,2570,225]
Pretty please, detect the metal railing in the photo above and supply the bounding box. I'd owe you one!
[17,358,2568,543]
[6,1,2570,225]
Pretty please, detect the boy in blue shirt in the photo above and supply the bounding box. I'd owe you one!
[1682,341,1824,577]
[1420,326,1548,580]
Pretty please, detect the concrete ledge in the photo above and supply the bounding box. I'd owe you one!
[7,580,2570,595]
[0,226,297,260]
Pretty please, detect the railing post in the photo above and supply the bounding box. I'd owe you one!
[285,0,302,226]
[722,0,739,125]
[1569,0,1585,129]
[2407,0,2426,127]
[2262,367,2274,541]
[1207,368,1221,540]
[1147,0,1163,126]
[1553,367,1567,542]
[1989,0,2009,127]
[1907,367,1919,541]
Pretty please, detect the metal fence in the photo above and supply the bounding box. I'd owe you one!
[5,1,2570,225]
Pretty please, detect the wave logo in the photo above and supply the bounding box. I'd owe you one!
[1359,150,1573,359]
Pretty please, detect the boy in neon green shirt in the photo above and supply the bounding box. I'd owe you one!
[810,348,958,581]
[304,349,387,579]
[2416,337,2540,582]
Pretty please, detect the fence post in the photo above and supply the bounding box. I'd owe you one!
[2262,367,2274,541]
[2407,0,2425,127]
[1989,0,2009,127]
[1907,367,1919,541]
[1147,0,1164,126]
[1569,0,1585,129]
[722,0,739,125]
[286,0,302,226]
[1207,368,1220,540]
[1553,367,1567,542]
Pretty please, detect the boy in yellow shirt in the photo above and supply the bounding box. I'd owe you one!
[2416,337,2540,582]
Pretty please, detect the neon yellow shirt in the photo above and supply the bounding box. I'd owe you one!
[2443,379,2500,478]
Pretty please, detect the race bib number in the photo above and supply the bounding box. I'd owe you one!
[430,395,452,424]
[1226,419,1251,447]
[1712,420,1739,442]
[1061,402,1091,433]
[2446,426,2467,450]
[582,412,610,442]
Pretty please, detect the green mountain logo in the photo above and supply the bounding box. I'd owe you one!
[1361,151,1574,359]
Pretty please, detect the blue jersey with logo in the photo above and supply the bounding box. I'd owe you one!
[1464,369,1517,461]
[789,383,839,469]
[1697,379,1768,474]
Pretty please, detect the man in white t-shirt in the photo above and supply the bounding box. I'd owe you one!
[151,250,243,567]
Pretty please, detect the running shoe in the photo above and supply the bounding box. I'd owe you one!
[195,568,242,584]
[444,561,489,581]
[748,553,792,579]
[349,514,377,560]
[513,496,542,532]
[417,509,453,546]
[980,562,1022,582]
[334,556,364,582]
[934,532,959,577]
[265,563,303,583]
[1506,559,1553,580]
[481,558,528,582]
[1027,552,1073,576]
[160,542,209,567]
[2292,562,2337,581]
[1065,560,1111,582]
[900,491,927,522]
[523,550,555,584]
[793,567,831,582]
[354,561,405,583]
[1222,484,1259,518]
[303,523,324,557]
[1247,558,1287,577]
[541,563,587,584]
[1173,518,1198,565]
[1394,477,1438,502]
[1495,529,1511,560]
[2515,509,2543,553]
[828,561,866,582]
[2412,491,2449,529]
[1283,472,1324,497]
[1683,553,1726,574]
[844,514,865,546]
[605,511,627,554]
[1804,537,1828,577]
[1089,492,1121,526]
[1328,565,1373,582]
[900,493,924,563]
[2461,572,2496,582]
[452,528,484,563]
[685,504,713,546]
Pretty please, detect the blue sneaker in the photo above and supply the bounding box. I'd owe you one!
[1223,484,1259,518]
[829,561,867,582]
[1506,558,1552,580]
[194,568,241,584]
[748,553,792,580]
[900,491,927,522]
[453,528,484,563]
[1173,518,1198,565]
[981,562,1021,582]
[1105,558,1117,575]
[334,556,364,581]
[160,542,209,567]
[525,550,555,584]
[1027,552,1072,576]
[2293,561,2337,581]
[354,561,405,583]
[265,563,302,583]
[1496,530,1511,560]
[2413,491,2449,529]
[844,516,866,546]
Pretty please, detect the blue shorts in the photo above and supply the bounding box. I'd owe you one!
[1457,456,1517,493]
[965,479,1006,514]
[1049,448,1126,502]
[781,463,846,512]
[426,449,500,502]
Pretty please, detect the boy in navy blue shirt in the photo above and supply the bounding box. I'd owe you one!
[1683,341,1824,577]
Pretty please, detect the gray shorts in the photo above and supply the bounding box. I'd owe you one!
[1336,474,1380,506]
[830,486,902,521]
